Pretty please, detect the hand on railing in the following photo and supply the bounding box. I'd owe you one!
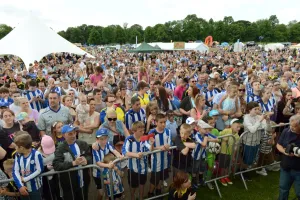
[135,152,143,159]
[107,161,114,169]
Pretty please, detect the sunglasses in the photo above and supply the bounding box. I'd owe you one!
[239,89,246,92]
[107,118,117,121]
[191,81,197,83]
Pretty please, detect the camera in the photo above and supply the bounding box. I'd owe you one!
[285,143,300,156]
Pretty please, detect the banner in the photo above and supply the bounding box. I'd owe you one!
[174,42,185,50]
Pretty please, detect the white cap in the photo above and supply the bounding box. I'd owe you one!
[230,118,240,125]
[186,117,196,125]
[197,120,213,129]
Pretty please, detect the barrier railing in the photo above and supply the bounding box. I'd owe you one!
[233,123,289,191]
[0,124,289,200]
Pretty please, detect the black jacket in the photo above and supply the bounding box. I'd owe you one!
[22,121,40,142]
[53,140,92,190]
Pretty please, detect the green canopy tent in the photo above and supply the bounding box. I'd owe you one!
[128,42,162,53]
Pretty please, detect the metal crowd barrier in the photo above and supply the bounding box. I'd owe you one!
[0,124,289,200]
[233,123,289,191]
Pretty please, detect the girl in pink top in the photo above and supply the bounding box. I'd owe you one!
[90,66,103,87]
[138,66,149,83]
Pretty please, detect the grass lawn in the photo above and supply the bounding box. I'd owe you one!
[196,171,297,200]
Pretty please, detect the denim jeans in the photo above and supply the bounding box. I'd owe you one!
[279,168,300,200]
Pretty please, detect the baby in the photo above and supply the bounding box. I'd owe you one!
[76,95,90,125]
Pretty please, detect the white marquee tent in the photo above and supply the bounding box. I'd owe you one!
[290,43,300,49]
[264,43,285,51]
[0,16,94,69]
[135,42,209,53]
[233,42,244,52]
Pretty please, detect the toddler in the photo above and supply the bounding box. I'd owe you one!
[76,95,90,125]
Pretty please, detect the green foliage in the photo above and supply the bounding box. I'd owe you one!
[0,24,13,39]
[2,15,300,44]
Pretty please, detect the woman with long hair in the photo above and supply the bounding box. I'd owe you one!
[169,171,196,200]
[18,97,39,123]
[50,121,65,146]
[156,86,174,114]
[0,110,20,161]
[62,95,77,121]
[86,62,94,77]
[190,94,207,120]
[145,101,159,133]
[113,87,130,111]
[138,66,149,83]
[276,89,294,123]
[180,86,199,123]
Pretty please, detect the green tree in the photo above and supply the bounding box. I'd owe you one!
[273,24,288,42]
[289,22,300,42]
[102,26,116,44]
[0,24,13,39]
[115,25,126,44]
[144,26,155,42]
[87,28,101,45]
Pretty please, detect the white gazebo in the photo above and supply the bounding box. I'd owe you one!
[0,15,94,69]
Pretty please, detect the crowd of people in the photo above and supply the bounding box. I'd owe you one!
[0,47,299,200]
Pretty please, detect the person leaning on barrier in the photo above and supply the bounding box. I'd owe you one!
[53,124,92,200]
[277,115,300,200]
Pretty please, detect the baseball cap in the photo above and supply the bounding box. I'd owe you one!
[230,118,241,125]
[197,120,213,129]
[186,117,196,125]
[61,124,78,134]
[16,112,29,121]
[209,110,219,117]
[96,128,109,138]
[0,102,9,108]
[41,135,55,155]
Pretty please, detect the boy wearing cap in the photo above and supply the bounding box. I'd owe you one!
[122,121,154,200]
[17,112,40,146]
[53,124,92,200]
[92,128,123,200]
[218,118,241,186]
[12,133,44,199]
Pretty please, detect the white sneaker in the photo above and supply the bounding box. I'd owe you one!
[207,182,214,190]
[256,169,267,176]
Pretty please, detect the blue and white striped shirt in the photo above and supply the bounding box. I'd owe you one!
[125,108,146,130]
[203,88,220,107]
[246,93,261,103]
[12,149,44,192]
[69,143,84,187]
[259,99,275,113]
[92,142,115,178]
[26,89,44,112]
[103,167,124,197]
[164,82,176,91]
[246,83,252,95]
[122,135,151,174]
[0,97,14,106]
[148,128,172,172]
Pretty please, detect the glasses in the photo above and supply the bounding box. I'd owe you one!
[191,81,196,83]
[239,89,246,92]
[107,118,117,121]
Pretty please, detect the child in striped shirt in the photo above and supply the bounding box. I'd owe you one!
[122,121,154,200]
[148,113,172,197]
[12,133,44,200]
[103,153,124,200]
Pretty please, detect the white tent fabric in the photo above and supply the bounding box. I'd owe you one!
[0,16,94,69]
[135,42,209,52]
[290,43,300,49]
[264,43,284,51]
[233,42,244,52]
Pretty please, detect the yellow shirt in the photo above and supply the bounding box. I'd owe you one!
[219,128,240,155]
[136,93,150,106]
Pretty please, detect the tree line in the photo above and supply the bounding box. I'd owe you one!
[1,14,300,45]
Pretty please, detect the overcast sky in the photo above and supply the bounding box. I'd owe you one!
[0,0,299,32]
